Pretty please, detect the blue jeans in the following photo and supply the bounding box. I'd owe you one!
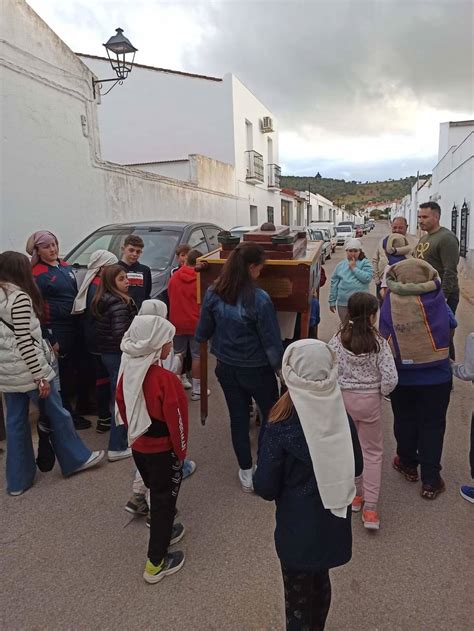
[101,352,128,452]
[4,383,91,494]
[215,361,279,469]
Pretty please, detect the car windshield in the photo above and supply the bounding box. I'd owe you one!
[336,226,352,232]
[66,228,182,271]
[308,229,325,241]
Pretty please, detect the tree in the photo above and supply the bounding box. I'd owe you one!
[315,172,322,179]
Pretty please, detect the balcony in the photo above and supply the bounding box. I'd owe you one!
[267,163,281,189]
[245,150,264,184]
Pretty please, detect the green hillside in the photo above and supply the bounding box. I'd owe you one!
[280,174,431,212]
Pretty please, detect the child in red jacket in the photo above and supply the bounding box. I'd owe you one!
[167,249,206,401]
[116,315,189,584]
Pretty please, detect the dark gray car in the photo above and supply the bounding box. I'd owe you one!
[65,220,223,298]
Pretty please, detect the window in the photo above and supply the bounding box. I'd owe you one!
[204,226,221,251]
[187,228,208,253]
[267,137,273,163]
[267,206,274,223]
[250,205,258,226]
[245,120,253,151]
[66,228,181,270]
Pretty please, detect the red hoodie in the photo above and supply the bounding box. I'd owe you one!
[167,265,200,335]
[116,365,188,458]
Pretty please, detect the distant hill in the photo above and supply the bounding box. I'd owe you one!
[280,174,431,212]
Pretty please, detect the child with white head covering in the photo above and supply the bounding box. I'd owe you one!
[254,339,362,631]
[116,314,189,584]
[124,301,196,519]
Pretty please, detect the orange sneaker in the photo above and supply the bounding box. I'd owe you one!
[362,508,380,530]
[351,495,364,512]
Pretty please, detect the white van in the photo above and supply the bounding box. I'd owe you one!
[310,222,337,253]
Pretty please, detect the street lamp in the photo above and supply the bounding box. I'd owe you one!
[92,28,138,98]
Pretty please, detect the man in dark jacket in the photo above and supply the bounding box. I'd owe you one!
[118,235,152,310]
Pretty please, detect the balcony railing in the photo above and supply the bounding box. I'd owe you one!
[267,163,281,189]
[245,150,264,183]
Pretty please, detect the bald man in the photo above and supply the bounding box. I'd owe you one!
[372,217,417,299]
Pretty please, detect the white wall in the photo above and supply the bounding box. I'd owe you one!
[80,58,282,229]
[1,0,241,254]
[80,56,235,166]
[438,121,474,159]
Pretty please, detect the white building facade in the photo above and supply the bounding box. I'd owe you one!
[391,121,473,274]
[0,0,258,254]
[79,56,282,228]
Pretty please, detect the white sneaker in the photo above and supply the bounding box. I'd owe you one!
[74,450,105,473]
[107,448,133,462]
[181,375,192,390]
[191,389,210,401]
[238,468,254,493]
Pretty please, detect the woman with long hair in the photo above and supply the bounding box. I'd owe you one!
[92,264,137,461]
[254,340,363,631]
[195,242,283,492]
[26,230,91,430]
[329,292,398,529]
[329,238,373,322]
[0,252,104,495]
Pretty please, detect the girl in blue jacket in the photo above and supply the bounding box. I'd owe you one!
[329,238,373,323]
[195,242,283,493]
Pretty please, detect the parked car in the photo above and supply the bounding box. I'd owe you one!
[307,228,332,263]
[310,222,337,253]
[338,221,355,228]
[335,225,355,244]
[354,224,365,237]
[65,220,223,298]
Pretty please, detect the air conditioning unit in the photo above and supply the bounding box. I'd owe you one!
[261,116,274,133]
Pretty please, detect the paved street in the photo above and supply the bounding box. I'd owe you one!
[1,222,472,630]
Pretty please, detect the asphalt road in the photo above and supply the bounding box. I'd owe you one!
[1,222,472,630]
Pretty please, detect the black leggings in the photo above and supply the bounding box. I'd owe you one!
[281,565,332,631]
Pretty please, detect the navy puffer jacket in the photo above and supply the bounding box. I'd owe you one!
[254,410,363,572]
[94,292,137,354]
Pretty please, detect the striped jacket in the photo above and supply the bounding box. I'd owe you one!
[0,284,55,392]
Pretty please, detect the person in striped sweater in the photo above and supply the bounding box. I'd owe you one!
[0,251,104,496]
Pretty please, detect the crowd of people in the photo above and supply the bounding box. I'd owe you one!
[0,200,472,630]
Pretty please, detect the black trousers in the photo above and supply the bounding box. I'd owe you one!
[133,450,182,566]
[281,564,332,631]
[215,362,279,470]
[55,326,92,414]
[391,380,452,485]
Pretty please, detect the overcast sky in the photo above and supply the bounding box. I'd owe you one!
[28,0,473,181]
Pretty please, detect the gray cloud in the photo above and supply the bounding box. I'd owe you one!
[184,0,473,136]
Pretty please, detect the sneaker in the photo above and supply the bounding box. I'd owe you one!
[191,389,210,401]
[421,478,446,500]
[460,485,474,503]
[383,395,391,402]
[393,455,419,482]
[108,448,133,462]
[351,495,364,513]
[182,459,197,480]
[362,508,380,530]
[169,522,185,545]
[181,375,192,390]
[9,489,25,496]
[73,450,105,473]
[73,415,92,430]
[143,551,185,584]
[238,467,254,493]
[146,520,185,547]
[96,417,111,433]
[125,494,149,516]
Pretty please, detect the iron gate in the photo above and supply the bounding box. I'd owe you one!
[451,203,458,235]
[459,201,470,258]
